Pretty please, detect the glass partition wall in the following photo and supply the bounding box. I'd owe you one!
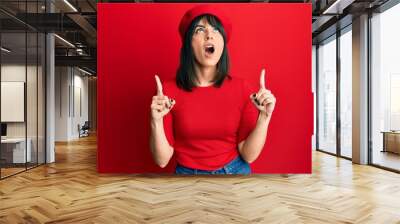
[370,2,400,171]
[316,0,400,172]
[339,26,352,159]
[316,25,353,159]
[317,35,337,155]
[0,1,46,179]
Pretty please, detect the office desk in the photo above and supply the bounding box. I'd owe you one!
[381,131,400,154]
[1,138,32,163]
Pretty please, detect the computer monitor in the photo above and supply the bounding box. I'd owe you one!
[1,123,7,137]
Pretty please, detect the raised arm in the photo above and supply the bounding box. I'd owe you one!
[238,69,276,163]
[149,75,176,168]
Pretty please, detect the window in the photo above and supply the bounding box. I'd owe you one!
[317,35,337,154]
[339,27,352,158]
[370,2,400,171]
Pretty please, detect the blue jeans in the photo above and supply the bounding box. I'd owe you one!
[175,155,251,175]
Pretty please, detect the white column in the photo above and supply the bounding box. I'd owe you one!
[352,14,369,164]
[46,1,55,163]
[46,33,55,163]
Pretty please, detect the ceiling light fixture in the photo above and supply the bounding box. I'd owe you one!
[322,0,355,15]
[78,67,93,76]
[1,47,11,53]
[63,0,78,12]
[54,34,75,48]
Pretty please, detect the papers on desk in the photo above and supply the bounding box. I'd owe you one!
[0,138,32,163]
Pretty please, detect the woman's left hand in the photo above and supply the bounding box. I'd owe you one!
[250,69,276,118]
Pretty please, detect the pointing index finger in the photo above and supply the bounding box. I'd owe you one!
[155,74,163,96]
[260,68,266,89]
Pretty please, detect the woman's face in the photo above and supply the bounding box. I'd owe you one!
[191,18,224,68]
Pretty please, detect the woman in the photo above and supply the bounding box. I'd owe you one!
[149,5,276,175]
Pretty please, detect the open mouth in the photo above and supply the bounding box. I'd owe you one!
[205,45,215,54]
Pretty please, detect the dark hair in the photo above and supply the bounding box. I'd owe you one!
[176,14,231,92]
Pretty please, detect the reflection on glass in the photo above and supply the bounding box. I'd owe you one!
[318,36,337,154]
[27,31,38,169]
[0,1,46,179]
[371,3,400,171]
[38,33,46,165]
[340,29,352,158]
[1,32,27,177]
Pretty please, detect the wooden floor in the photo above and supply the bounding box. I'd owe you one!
[373,150,400,171]
[1,167,26,178]
[1,135,400,223]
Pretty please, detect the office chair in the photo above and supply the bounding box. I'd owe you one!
[79,121,90,138]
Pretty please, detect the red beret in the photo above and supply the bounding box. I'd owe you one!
[178,5,232,43]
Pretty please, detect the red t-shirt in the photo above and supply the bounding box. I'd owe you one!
[162,75,259,171]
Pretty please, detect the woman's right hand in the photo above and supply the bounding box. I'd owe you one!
[151,75,176,122]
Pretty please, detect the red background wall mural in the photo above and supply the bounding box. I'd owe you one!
[97,3,313,173]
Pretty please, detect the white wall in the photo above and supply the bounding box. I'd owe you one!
[72,73,89,138]
[1,66,26,136]
[1,65,40,137]
[1,63,46,164]
[55,66,89,141]
[1,64,25,81]
[55,66,69,141]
